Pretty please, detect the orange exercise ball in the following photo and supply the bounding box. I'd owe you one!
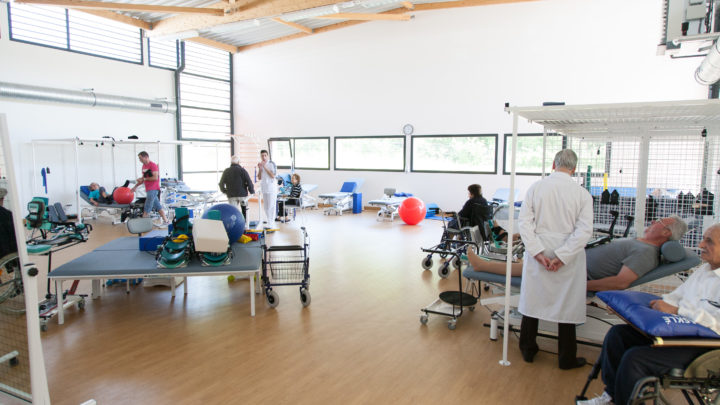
[398,197,426,225]
[113,187,134,204]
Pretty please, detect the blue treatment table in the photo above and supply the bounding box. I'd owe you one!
[48,237,262,325]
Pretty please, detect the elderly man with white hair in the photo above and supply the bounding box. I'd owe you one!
[518,148,595,370]
[219,155,255,220]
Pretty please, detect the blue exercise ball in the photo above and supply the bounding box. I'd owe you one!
[202,203,245,243]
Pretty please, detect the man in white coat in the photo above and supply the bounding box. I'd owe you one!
[257,149,278,227]
[518,149,594,370]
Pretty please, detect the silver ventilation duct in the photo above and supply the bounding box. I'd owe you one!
[0,81,177,114]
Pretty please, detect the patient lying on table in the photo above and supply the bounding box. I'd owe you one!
[88,181,130,206]
[467,215,688,291]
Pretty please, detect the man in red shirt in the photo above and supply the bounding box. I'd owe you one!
[132,151,168,224]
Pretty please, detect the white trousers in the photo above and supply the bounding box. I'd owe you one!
[262,192,277,225]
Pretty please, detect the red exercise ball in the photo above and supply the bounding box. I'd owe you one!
[398,197,426,225]
[113,187,134,204]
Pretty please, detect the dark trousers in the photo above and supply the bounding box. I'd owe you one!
[600,324,710,405]
[519,316,578,368]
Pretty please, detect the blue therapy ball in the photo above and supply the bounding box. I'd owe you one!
[202,203,245,243]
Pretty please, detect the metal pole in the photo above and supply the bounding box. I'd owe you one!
[541,128,547,178]
[636,136,650,237]
[74,138,80,221]
[501,113,519,367]
[31,141,37,196]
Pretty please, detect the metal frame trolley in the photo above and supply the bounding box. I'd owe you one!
[261,227,311,308]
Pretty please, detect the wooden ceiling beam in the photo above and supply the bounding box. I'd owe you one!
[77,9,152,30]
[414,0,537,12]
[271,17,313,34]
[151,0,339,36]
[315,12,412,21]
[14,0,226,16]
[186,37,239,53]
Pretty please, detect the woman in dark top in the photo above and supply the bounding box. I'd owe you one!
[278,173,303,222]
[448,184,488,230]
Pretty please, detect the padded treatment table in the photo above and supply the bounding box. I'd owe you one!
[49,236,262,325]
[368,196,407,221]
[79,190,131,210]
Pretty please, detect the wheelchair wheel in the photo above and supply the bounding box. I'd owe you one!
[421,256,433,270]
[438,263,450,278]
[266,290,279,308]
[300,288,311,307]
[0,253,25,315]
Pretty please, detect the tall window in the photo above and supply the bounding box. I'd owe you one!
[413,134,497,173]
[335,136,405,171]
[179,144,231,190]
[503,133,564,175]
[8,3,143,64]
[178,42,232,189]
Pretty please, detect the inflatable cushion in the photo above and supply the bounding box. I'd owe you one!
[597,290,720,338]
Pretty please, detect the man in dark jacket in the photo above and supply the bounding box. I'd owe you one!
[219,155,255,220]
[0,188,18,259]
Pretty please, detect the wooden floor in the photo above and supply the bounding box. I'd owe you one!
[37,207,604,404]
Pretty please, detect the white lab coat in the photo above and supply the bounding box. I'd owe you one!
[517,171,594,324]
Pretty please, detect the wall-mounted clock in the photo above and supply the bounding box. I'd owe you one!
[402,124,414,136]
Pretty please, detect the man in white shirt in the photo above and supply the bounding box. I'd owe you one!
[578,223,720,405]
[257,149,278,227]
[518,149,594,369]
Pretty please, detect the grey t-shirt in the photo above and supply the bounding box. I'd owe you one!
[586,239,660,280]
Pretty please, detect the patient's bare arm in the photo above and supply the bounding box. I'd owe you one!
[586,265,639,292]
[467,249,523,276]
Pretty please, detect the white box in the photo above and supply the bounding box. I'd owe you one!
[192,219,229,253]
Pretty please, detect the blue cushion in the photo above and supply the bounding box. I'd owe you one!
[340,182,357,193]
[661,240,686,263]
[80,185,91,196]
[597,290,720,338]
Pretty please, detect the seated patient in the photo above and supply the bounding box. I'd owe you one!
[88,180,131,206]
[277,173,302,222]
[578,223,720,405]
[467,215,688,291]
[448,183,490,230]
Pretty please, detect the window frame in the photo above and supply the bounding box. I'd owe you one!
[147,37,179,71]
[292,137,330,171]
[410,134,498,174]
[7,4,144,65]
[333,135,406,172]
[502,133,567,176]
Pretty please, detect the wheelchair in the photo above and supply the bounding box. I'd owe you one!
[421,202,493,278]
[577,346,720,405]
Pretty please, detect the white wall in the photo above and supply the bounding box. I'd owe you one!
[0,5,177,214]
[233,0,708,210]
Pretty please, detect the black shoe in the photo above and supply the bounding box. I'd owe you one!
[559,357,587,370]
[521,349,538,363]
[122,180,130,188]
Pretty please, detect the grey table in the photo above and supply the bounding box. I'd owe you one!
[49,237,262,324]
